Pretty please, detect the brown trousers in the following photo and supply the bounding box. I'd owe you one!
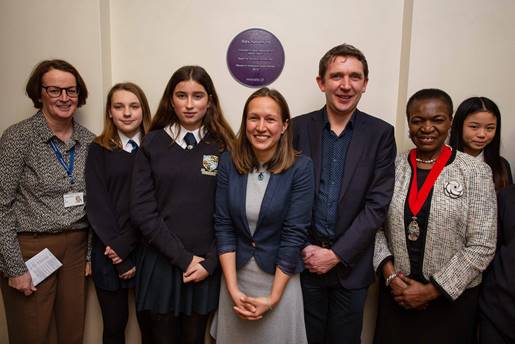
[1,230,88,344]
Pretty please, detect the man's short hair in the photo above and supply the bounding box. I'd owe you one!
[318,44,369,79]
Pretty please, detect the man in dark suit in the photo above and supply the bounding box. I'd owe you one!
[292,44,396,344]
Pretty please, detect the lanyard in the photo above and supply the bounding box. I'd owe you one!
[407,145,452,216]
[49,139,75,184]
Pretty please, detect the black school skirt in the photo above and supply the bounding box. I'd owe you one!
[135,245,220,316]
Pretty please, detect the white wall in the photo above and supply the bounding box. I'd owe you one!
[1,1,514,343]
[404,0,515,163]
[109,0,404,129]
[0,0,107,134]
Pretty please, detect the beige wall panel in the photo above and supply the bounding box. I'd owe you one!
[0,0,106,134]
[109,0,404,129]
[405,0,515,164]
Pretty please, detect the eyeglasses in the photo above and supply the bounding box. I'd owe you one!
[42,86,79,98]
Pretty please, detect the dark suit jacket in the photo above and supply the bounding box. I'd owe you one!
[215,152,315,275]
[292,108,396,288]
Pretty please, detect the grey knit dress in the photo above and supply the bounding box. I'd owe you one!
[211,169,308,344]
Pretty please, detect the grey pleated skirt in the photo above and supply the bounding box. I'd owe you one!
[211,258,307,344]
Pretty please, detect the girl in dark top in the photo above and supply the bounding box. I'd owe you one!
[86,82,151,344]
[449,96,513,191]
[131,65,235,344]
[479,185,515,343]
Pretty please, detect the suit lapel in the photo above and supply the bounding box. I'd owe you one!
[237,173,252,237]
[309,110,324,193]
[339,110,366,201]
[255,173,279,232]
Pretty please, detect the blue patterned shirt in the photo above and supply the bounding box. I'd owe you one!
[313,111,354,239]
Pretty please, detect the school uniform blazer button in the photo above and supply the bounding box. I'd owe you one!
[251,241,256,248]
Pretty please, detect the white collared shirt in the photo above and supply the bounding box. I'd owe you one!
[164,123,205,149]
[474,150,485,162]
[118,130,141,153]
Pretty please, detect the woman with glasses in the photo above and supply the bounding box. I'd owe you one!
[0,59,95,344]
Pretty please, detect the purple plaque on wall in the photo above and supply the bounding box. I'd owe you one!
[227,28,285,87]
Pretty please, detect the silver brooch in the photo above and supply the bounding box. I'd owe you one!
[444,181,463,199]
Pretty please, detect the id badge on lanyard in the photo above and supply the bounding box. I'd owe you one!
[49,139,84,208]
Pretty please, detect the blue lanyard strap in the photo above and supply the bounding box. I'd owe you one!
[49,139,75,184]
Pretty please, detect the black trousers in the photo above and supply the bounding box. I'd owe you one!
[478,313,511,344]
[96,287,130,344]
[374,283,479,344]
[137,310,209,344]
[301,269,368,344]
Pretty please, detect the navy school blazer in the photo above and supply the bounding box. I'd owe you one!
[292,108,396,288]
[214,152,315,275]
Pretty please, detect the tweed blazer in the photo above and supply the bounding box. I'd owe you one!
[374,150,497,300]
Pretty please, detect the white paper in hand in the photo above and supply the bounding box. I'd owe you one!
[25,248,63,286]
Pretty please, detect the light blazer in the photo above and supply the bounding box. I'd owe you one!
[292,108,396,288]
[374,150,497,300]
[215,152,314,275]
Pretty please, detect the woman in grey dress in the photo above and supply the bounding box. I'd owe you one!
[212,87,314,343]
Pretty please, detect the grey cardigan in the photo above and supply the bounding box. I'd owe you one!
[374,150,497,300]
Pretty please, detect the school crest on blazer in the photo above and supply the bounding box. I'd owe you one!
[201,155,219,176]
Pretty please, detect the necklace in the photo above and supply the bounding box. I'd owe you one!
[256,164,266,181]
[407,145,452,241]
[415,157,437,164]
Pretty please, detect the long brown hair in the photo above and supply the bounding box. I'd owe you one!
[94,82,152,150]
[232,87,297,174]
[151,65,235,151]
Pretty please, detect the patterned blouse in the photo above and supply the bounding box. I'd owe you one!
[0,111,95,277]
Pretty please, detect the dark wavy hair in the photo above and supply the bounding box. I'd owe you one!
[450,97,510,191]
[151,65,235,151]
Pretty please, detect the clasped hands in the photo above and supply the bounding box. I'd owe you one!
[302,244,340,274]
[230,289,274,321]
[389,272,440,310]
